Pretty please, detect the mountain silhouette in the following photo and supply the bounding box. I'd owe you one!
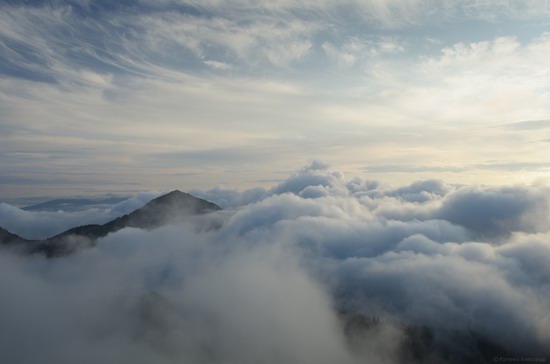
[0,190,221,257]
[0,227,29,246]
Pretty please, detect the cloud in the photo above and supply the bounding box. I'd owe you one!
[436,186,550,239]
[191,161,344,208]
[385,179,452,203]
[142,0,550,28]
[0,225,356,364]
[328,241,550,355]
[504,119,550,130]
[322,42,358,68]
[203,60,232,70]
[322,36,405,68]
[2,165,550,363]
[190,186,268,209]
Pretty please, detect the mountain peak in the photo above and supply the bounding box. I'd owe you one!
[54,190,221,240]
[162,189,185,196]
[13,191,223,257]
[2,191,222,257]
[138,190,221,217]
[152,189,192,203]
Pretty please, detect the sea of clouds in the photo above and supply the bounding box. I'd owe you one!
[1,162,549,364]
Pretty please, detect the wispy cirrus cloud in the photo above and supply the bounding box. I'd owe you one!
[1,0,550,198]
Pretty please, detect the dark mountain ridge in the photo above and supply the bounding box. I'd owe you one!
[0,190,221,257]
[0,227,29,246]
[51,190,221,240]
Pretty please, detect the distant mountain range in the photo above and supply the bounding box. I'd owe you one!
[0,190,221,257]
[22,196,129,212]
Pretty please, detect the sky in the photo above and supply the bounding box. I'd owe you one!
[2,3,550,361]
[1,0,550,200]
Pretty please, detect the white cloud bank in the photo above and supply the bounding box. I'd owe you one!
[1,163,549,363]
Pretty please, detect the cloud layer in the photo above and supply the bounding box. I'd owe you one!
[1,164,549,363]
